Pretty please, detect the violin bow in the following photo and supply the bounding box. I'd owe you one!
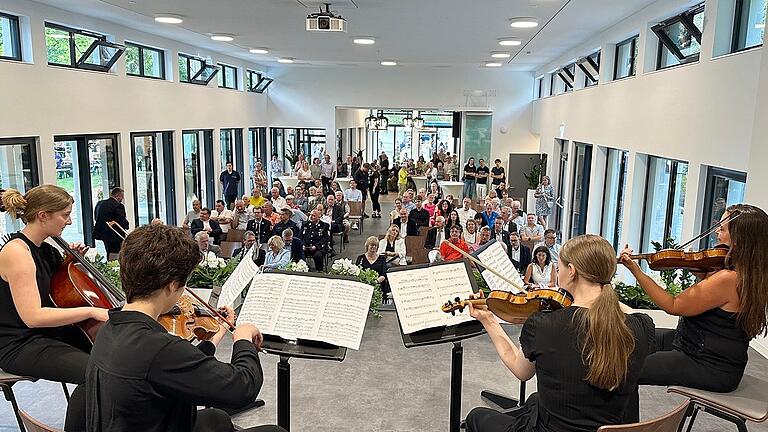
[183,287,236,330]
[678,211,741,250]
[443,241,527,294]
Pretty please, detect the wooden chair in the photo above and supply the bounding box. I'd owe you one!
[405,235,428,264]
[226,229,245,242]
[348,201,363,234]
[19,410,62,432]
[597,400,690,432]
[219,241,240,259]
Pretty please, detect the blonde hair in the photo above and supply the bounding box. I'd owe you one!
[365,236,379,249]
[560,234,635,390]
[268,235,285,250]
[1,186,73,224]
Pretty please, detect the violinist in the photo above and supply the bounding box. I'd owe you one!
[85,224,284,432]
[619,204,768,394]
[465,235,655,431]
[0,186,108,431]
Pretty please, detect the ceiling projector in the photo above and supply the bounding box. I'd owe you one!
[306,3,347,32]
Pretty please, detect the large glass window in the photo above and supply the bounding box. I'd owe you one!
[218,63,238,89]
[131,132,175,226]
[45,23,124,71]
[125,42,165,79]
[569,143,592,238]
[0,138,39,236]
[614,35,638,80]
[270,128,327,174]
[700,167,746,248]
[600,148,629,250]
[182,130,215,210]
[536,76,544,99]
[248,127,268,183]
[733,0,767,51]
[653,4,705,70]
[179,53,218,85]
[580,51,600,87]
[640,156,688,253]
[0,12,22,61]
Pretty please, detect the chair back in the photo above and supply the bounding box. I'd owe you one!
[227,229,245,242]
[405,236,428,264]
[19,410,62,432]
[597,401,690,432]
[418,226,430,237]
[348,201,363,218]
[219,241,240,259]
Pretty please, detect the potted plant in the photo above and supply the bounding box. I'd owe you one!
[187,252,240,290]
[523,156,544,214]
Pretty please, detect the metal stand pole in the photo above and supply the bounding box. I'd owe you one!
[277,356,291,431]
[449,341,463,432]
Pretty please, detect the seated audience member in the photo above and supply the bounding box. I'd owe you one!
[294,186,309,213]
[490,220,510,253]
[309,187,326,212]
[508,231,532,274]
[429,181,443,201]
[432,199,453,226]
[356,236,390,298]
[150,218,164,226]
[402,191,416,212]
[416,188,428,201]
[272,180,286,197]
[191,208,223,245]
[281,228,305,263]
[524,245,556,288]
[498,207,517,233]
[457,197,477,228]
[476,226,492,249]
[343,180,363,203]
[464,220,479,249]
[84,224,283,432]
[425,216,448,253]
[439,225,469,262]
[262,235,291,271]
[233,200,251,230]
[423,194,437,218]
[479,202,499,229]
[534,229,562,262]
[307,186,318,208]
[246,207,272,248]
[285,197,307,228]
[262,202,281,227]
[233,231,266,265]
[379,225,407,265]
[445,210,461,234]
[272,208,299,237]
[300,209,331,271]
[182,199,202,228]
[270,187,287,211]
[511,200,525,219]
[211,200,234,235]
[473,212,487,229]
[326,193,350,243]
[248,188,266,210]
[330,180,341,194]
[195,231,221,257]
[520,213,545,244]
[392,208,419,238]
[410,197,431,228]
[390,198,404,223]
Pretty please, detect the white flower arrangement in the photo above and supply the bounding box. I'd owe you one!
[200,251,227,269]
[284,259,310,272]
[330,258,361,277]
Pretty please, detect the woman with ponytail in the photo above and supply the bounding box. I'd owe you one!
[620,204,768,393]
[0,185,108,431]
[466,235,655,432]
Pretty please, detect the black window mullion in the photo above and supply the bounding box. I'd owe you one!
[629,38,637,76]
[664,161,679,247]
[138,45,145,76]
[614,152,628,248]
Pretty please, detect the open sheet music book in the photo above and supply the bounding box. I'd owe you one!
[237,272,373,350]
[218,246,260,308]
[472,240,526,294]
[388,261,478,334]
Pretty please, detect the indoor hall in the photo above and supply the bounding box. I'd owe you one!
[1,0,768,431]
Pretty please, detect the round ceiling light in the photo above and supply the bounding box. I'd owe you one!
[491,52,511,59]
[154,14,183,24]
[210,34,234,42]
[277,57,295,64]
[353,37,376,45]
[509,17,539,28]
[485,62,503,68]
[250,48,269,54]
[498,38,522,46]
[380,60,398,66]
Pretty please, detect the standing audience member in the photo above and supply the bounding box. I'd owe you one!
[535,175,555,228]
[268,154,283,186]
[93,187,129,256]
[398,163,409,197]
[356,237,390,299]
[310,158,322,184]
[534,229,562,262]
[378,153,390,195]
[462,157,477,200]
[439,225,469,262]
[520,213,545,244]
[292,154,306,175]
[508,231,532,274]
[475,159,490,199]
[210,200,234,237]
[301,209,331,271]
[320,154,336,195]
[252,161,268,193]
[354,163,370,218]
[524,246,556,288]
[296,160,313,190]
[444,156,456,181]
[491,159,506,198]
[191,208,223,245]
[182,199,202,228]
[220,161,241,209]
[369,163,381,218]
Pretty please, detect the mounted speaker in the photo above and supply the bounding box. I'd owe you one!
[452,112,462,138]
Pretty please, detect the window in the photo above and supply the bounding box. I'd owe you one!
[218,63,238,89]
[0,137,39,236]
[536,76,544,99]
[614,35,638,79]
[125,42,165,79]
[733,0,767,51]
[700,167,746,248]
[45,23,124,71]
[246,69,261,92]
[569,143,593,238]
[0,12,22,61]
[640,156,688,253]
[652,4,705,70]
[549,73,557,96]
[249,127,268,176]
[579,51,601,87]
[557,63,575,93]
[179,53,219,85]
[131,132,175,226]
[182,130,215,210]
[600,148,629,250]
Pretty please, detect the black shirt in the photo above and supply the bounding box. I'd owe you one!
[410,208,430,228]
[491,166,505,185]
[519,308,654,431]
[462,164,476,181]
[86,309,263,432]
[355,254,388,279]
[354,169,369,190]
[476,166,490,185]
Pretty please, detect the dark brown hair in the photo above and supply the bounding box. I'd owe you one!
[119,225,201,302]
[725,204,768,338]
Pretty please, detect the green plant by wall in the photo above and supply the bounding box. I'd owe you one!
[523,157,544,189]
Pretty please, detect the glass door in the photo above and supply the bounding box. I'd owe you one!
[600,148,629,250]
[131,132,175,226]
[554,139,568,235]
[700,167,746,248]
[569,143,592,238]
[182,130,214,210]
[0,137,39,236]
[249,127,268,183]
[640,157,689,253]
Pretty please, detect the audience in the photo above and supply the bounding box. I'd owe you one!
[508,231,532,274]
[439,225,469,262]
[343,179,363,203]
[262,235,291,271]
[410,197,430,228]
[191,208,223,245]
[195,231,220,257]
[402,191,416,212]
[534,229,562,262]
[270,187,287,211]
[356,236,389,298]
[281,228,305,263]
[379,225,407,265]
[390,198,404,223]
[445,210,461,234]
[524,245,556,288]
[476,226,492,249]
[273,208,299,237]
[520,213,545,244]
[326,193,350,243]
[464,220,479,248]
[456,197,477,227]
[262,202,281,227]
[233,231,266,265]
[211,199,234,235]
[425,216,447,262]
[490,220,510,253]
[301,209,331,271]
[233,200,250,230]
[182,199,202,228]
[393,208,419,237]
[245,207,272,248]
[248,188,266,210]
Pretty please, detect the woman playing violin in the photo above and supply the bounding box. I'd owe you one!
[0,186,109,430]
[466,235,655,431]
[619,204,768,393]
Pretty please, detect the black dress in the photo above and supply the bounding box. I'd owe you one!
[466,307,655,432]
[355,254,389,296]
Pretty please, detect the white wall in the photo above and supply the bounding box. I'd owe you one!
[0,0,269,226]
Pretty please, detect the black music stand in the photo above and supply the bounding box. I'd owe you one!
[260,335,347,432]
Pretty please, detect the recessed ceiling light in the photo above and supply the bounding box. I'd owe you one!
[498,38,522,46]
[210,34,234,42]
[509,17,539,28]
[485,62,503,67]
[277,58,295,64]
[380,60,398,66]
[353,37,376,45]
[250,48,269,54]
[154,14,183,24]
[491,52,511,59]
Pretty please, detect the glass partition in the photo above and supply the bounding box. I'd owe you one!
[0,138,39,236]
[600,148,629,250]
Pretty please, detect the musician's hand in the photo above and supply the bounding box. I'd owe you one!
[218,305,236,326]
[70,242,89,256]
[89,307,109,322]
[618,244,635,266]
[233,323,264,348]
[467,299,494,324]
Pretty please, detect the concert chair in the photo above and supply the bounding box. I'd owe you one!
[597,400,689,432]
[19,410,62,432]
[219,241,239,259]
[227,229,246,242]
[1,368,37,432]
[667,374,768,432]
[348,202,364,234]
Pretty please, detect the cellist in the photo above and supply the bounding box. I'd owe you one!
[0,185,108,430]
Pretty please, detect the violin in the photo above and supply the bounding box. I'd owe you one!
[159,295,221,341]
[627,247,728,273]
[442,288,574,324]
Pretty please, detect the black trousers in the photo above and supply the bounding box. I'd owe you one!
[103,240,121,257]
[307,249,324,271]
[321,176,332,195]
[194,408,285,432]
[370,188,381,212]
[224,194,238,209]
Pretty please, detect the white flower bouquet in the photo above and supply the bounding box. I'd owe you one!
[284,260,310,272]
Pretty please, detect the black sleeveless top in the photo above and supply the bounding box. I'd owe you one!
[673,307,750,374]
[0,232,62,363]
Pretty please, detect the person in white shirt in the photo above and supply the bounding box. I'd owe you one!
[232,199,251,230]
[270,187,287,210]
[457,197,477,228]
[379,224,407,265]
[534,229,562,263]
[520,213,545,244]
[343,180,363,202]
[210,199,234,234]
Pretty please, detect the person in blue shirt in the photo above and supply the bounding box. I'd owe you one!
[219,161,241,209]
[480,201,499,229]
[262,235,291,271]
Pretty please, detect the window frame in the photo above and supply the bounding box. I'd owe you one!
[732,0,766,52]
[599,148,629,250]
[179,53,219,85]
[613,35,638,80]
[639,156,688,252]
[44,22,125,72]
[549,72,557,96]
[252,76,273,93]
[125,41,166,80]
[699,167,747,249]
[579,51,601,87]
[246,69,262,92]
[558,63,575,92]
[0,12,22,61]
[218,62,238,90]
[536,76,544,99]
[652,4,705,70]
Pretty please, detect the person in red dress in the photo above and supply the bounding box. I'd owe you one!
[439,225,470,262]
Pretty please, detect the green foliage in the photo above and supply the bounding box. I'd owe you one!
[523,157,544,189]
[187,256,240,288]
[613,280,680,310]
[651,238,696,290]
[473,269,490,294]
[88,254,122,292]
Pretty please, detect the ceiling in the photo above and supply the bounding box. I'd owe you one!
[33,0,659,71]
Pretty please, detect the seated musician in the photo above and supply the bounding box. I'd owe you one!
[466,235,655,431]
[85,224,284,432]
[620,204,768,395]
[0,186,109,431]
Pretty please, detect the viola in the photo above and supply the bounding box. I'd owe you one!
[442,288,574,324]
[159,295,221,341]
[628,247,728,273]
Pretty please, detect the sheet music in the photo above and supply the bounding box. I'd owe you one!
[475,241,526,294]
[218,246,260,307]
[388,262,475,334]
[237,273,373,350]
